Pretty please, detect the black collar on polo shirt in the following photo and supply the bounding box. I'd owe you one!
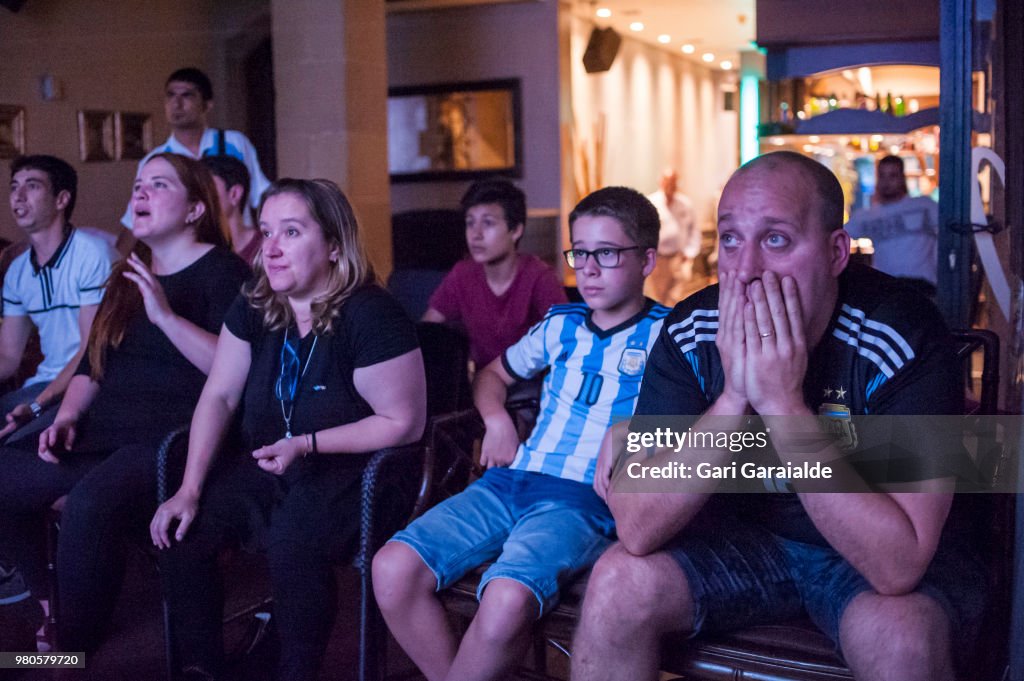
[30,225,75,275]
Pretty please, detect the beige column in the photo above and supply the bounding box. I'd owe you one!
[271,0,393,276]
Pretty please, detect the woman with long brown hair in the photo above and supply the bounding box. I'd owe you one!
[0,152,249,652]
[150,178,426,681]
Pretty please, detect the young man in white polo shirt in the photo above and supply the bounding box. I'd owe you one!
[1,155,115,440]
[120,67,270,229]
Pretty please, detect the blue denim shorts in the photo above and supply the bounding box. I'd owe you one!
[389,467,616,616]
[664,501,986,659]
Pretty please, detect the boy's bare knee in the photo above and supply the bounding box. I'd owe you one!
[372,542,435,609]
[474,578,537,643]
[480,577,536,610]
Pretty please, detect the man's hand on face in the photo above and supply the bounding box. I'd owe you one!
[715,270,750,412]
[742,271,809,415]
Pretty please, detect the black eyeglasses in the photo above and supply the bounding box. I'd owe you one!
[562,246,639,269]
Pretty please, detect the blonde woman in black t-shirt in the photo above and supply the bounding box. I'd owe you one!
[151,178,426,681]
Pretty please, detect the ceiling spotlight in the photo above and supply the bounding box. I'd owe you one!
[720,60,733,70]
[702,52,715,63]
[681,44,695,54]
[629,21,644,31]
[596,7,611,18]
[657,34,671,44]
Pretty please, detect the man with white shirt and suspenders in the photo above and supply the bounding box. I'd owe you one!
[120,67,270,229]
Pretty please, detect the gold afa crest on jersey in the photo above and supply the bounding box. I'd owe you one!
[818,401,858,450]
[618,348,647,376]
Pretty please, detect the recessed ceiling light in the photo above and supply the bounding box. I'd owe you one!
[657,34,671,44]
[681,44,695,54]
[596,7,611,18]
[630,21,644,31]
[720,60,733,70]
[702,52,715,63]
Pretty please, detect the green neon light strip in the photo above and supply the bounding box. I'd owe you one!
[740,75,759,164]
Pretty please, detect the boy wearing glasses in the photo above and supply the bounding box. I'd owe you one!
[374,186,668,681]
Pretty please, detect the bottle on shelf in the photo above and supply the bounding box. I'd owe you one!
[894,94,906,117]
[885,91,895,115]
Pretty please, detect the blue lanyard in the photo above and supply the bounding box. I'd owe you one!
[275,328,318,438]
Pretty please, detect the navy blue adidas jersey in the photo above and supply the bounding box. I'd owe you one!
[636,264,962,544]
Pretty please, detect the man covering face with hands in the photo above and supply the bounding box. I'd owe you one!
[571,152,984,681]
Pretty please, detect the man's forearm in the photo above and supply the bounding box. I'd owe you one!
[0,355,20,383]
[766,412,952,595]
[609,394,750,555]
[797,490,951,595]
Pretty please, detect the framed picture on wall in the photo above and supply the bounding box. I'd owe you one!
[77,110,115,162]
[386,0,541,10]
[116,112,152,160]
[0,105,26,159]
[387,78,522,182]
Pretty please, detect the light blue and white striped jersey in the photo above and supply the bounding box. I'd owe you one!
[501,300,670,484]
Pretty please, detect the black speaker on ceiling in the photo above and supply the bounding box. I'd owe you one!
[0,0,27,12]
[583,27,621,74]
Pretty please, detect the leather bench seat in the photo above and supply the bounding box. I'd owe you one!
[440,566,853,681]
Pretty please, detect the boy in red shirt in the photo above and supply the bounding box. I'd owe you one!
[423,180,566,367]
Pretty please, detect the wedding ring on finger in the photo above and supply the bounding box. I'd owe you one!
[759,330,774,338]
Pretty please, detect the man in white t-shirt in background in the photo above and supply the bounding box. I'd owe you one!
[2,155,115,440]
[845,155,939,296]
[644,168,700,305]
[120,67,270,229]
